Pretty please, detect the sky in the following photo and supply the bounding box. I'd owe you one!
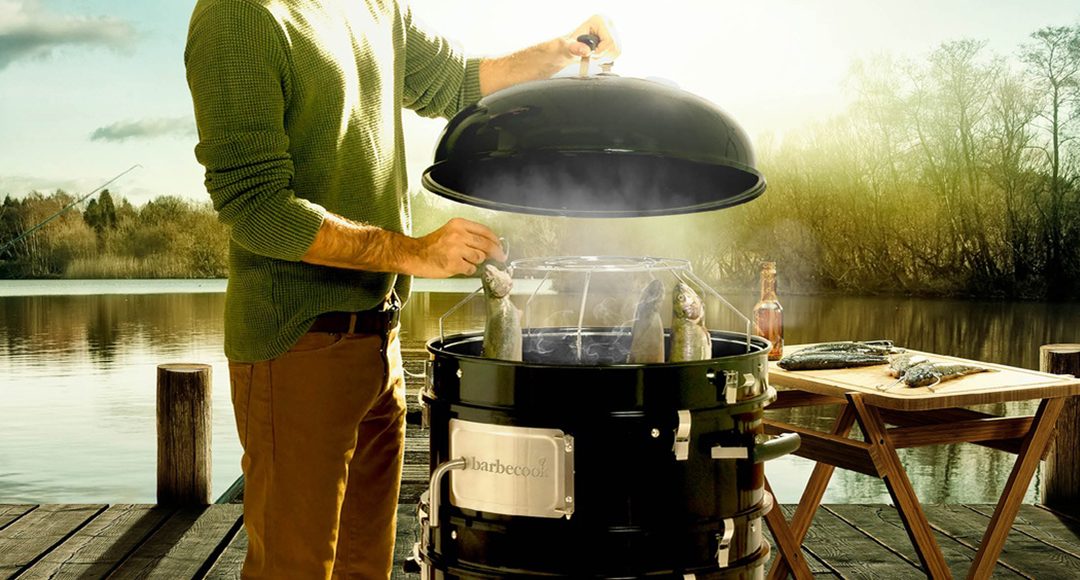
[0,0,1078,206]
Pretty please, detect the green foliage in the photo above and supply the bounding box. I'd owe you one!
[0,190,229,279]
[83,189,118,235]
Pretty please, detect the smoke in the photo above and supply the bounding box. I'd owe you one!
[519,273,685,365]
[458,154,745,218]
[591,296,627,326]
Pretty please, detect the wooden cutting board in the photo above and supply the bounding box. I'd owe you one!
[768,343,1080,410]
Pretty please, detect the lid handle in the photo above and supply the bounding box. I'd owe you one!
[576,33,600,51]
[576,34,600,77]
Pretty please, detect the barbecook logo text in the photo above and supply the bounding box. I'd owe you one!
[466,455,550,479]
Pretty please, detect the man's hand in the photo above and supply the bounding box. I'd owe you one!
[406,218,506,278]
[300,214,504,278]
[478,14,621,96]
[565,15,621,61]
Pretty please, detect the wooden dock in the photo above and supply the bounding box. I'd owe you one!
[4,349,1080,578]
[4,499,1080,578]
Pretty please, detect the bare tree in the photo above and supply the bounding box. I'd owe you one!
[1020,26,1080,289]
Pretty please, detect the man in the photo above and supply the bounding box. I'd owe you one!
[184,1,617,578]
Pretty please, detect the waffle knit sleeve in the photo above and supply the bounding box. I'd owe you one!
[400,4,483,119]
[185,1,326,262]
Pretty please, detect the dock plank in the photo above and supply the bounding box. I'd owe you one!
[401,464,429,485]
[19,504,174,579]
[7,503,1080,578]
[825,504,1024,579]
[764,507,835,576]
[204,525,247,580]
[966,504,1080,560]
[780,504,923,579]
[399,483,427,504]
[0,504,105,577]
[109,504,243,579]
[392,504,419,580]
[0,506,35,531]
[924,503,1080,578]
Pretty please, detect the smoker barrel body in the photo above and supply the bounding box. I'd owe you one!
[416,328,791,579]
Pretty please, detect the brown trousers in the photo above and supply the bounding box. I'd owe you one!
[228,325,405,579]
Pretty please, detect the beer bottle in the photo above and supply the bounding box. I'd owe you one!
[752,262,783,361]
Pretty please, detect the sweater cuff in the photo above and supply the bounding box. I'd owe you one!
[238,195,327,262]
[461,57,483,106]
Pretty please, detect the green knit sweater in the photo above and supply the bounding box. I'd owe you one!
[185,0,481,362]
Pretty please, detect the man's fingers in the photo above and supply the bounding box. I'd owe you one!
[569,41,591,58]
[463,248,486,266]
[583,15,620,59]
[442,217,507,268]
[461,260,477,276]
[456,221,505,261]
[456,219,501,244]
[466,235,506,263]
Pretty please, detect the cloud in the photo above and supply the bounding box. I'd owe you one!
[0,0,136,71]
[90,117,197,143]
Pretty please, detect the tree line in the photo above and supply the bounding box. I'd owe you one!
[720,26,1080,299]
[0,190,229,278]
[2,25,1078,298]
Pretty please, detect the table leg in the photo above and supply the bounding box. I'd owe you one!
[767,404,857,580]
[763,478,814,580]
[849,394,952,580]
[965,397,1066,580]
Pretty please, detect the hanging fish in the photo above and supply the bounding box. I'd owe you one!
[670,282,711,362]
[480,264,522,361]
[628,279,665,363]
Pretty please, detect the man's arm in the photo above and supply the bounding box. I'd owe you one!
[479,15,620,96]
[301,215,504,278]
[186,2,328,262]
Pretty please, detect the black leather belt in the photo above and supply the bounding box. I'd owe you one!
[308,308,400,335]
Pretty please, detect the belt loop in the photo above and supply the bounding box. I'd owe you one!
[347,313,358,334]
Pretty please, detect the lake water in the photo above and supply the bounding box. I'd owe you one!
[1,278,1077,505]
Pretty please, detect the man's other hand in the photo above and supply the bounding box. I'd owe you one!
[409,218,506,278]
[566,15,621,61]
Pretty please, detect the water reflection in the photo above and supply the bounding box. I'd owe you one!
[1,282,1077,504]
[0,291,230,504]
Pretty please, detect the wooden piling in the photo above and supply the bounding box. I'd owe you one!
[157,363,212,506]
[1040,344,1080,516]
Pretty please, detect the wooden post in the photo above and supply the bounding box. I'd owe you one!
[1040,344,1080,515]
[157,363,212,505]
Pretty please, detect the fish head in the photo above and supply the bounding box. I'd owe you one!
[673,282,704,322]
[481,264,513,298]
[637,279,664,308]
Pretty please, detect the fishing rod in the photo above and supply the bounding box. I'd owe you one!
[0,164,141,256]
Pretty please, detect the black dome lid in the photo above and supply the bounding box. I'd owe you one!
[422,74,765,218]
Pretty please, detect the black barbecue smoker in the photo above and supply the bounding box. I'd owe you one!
[407,40,797,580]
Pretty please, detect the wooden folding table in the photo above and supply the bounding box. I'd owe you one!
[760,344,1080,580]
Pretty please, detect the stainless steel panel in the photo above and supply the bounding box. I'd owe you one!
[448,419,574,519]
